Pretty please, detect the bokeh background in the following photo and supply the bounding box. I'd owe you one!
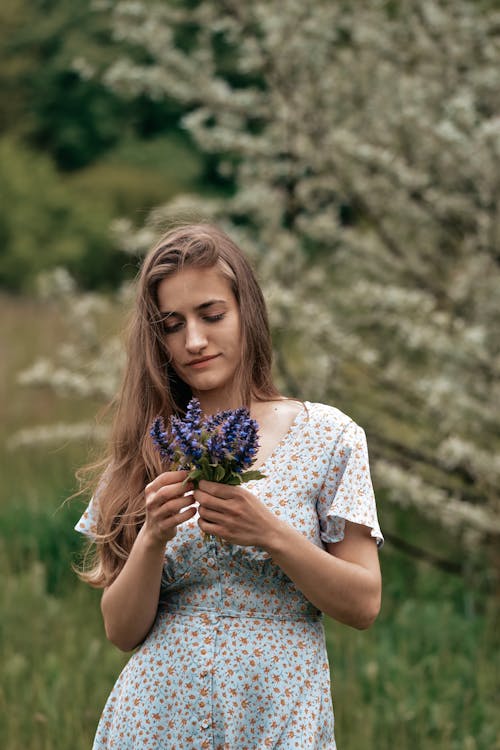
[1,1,500,748]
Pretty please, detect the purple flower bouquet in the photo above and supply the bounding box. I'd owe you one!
[150,398,266,539]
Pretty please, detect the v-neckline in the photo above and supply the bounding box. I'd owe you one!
[252,401,309,472]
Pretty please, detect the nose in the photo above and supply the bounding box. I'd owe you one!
[185,319,208,353]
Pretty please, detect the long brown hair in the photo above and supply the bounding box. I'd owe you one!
[77,223,281,587]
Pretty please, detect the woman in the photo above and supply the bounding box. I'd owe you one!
[76,223,383,750]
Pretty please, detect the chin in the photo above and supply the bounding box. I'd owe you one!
[188,375,227,392]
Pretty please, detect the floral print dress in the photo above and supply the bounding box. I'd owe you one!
[76,402,383,750]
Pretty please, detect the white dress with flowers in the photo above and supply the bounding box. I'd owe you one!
[76,401,383,750]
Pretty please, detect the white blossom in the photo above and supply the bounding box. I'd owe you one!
[8,422,108,451]
[16,0,500,556]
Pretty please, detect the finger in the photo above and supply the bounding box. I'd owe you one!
[176,506,198,524]
[194,488,229,512]
[146,471,190,498]
[197,480,236,499]
[197,503,226,524]
[146,470,189,494]
[156,494,196,520]
[146,492,191,523]
[149,480,194,507]
[198,516,225,539]
[147,495,195,527]
[159,505,197,532]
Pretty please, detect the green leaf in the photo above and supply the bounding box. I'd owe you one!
[225,474,243,486]
[187,468,203,485]
[214,464,226,482]
[240,470,267,482]
[199,456,211,473]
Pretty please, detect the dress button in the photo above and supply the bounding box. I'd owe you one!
[201,718,211,729]
[206,557,216,567]
[200,669,208,678]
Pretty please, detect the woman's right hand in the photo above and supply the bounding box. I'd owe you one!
[102,470,196,650]
[143,470,196,545]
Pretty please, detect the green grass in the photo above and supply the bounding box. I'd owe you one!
[327,551,500,750]
[0,556,127,750]
[1,293,499,749]
[0,293,127,749]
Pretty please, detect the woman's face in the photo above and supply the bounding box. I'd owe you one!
[157,265,242,408]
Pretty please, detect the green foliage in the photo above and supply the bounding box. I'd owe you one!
[0,137,129,290]
[31,70,127,171]
[0,126,208,290]
[0,0,114,147]
[0,0,188,170]
[0,131,207,290]
[0,0,116,164]
[0,0,217,292]
[69,132,205,217]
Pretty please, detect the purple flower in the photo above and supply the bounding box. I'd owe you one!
[150,397,265,486]
[219,408,260,473]
[170,415,204,462]
[150,417,176,463]
[203,410,233,432]
[206,431,228,463]
[184,398,203,432]
[150,398,266,543]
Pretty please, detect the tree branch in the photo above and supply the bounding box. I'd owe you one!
[383,531,463,576]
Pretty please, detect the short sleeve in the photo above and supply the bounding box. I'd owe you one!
[74,465,112,539]
[74,496,99,539]
[316,420,383,547]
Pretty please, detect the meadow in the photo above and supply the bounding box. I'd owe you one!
[1,293,499,750]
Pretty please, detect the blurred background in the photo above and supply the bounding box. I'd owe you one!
[1,1,499,748]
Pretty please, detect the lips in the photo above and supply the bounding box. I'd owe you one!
[186,354,220,367]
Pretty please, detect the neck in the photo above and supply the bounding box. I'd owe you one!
[194,388,246,416]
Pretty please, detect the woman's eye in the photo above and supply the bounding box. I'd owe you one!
[163,321,183,334]
[204,313,225,323]
[162,312,225,333]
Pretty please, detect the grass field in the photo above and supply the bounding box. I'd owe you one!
[1,293,499,750]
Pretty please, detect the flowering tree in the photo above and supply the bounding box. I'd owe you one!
[18,1,500,571]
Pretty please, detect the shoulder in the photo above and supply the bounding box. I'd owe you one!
[304,401,355,433]
[303,401,366,449]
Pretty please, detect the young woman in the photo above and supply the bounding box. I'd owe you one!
[76,223,383,750]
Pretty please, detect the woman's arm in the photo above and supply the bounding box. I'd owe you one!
[195,480,381,630]
[100,471,196,651]
[263,519,381,629]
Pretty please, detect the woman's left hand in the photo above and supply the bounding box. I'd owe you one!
[194,479,282,547]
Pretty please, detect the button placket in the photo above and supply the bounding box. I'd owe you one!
[192,616,215,742]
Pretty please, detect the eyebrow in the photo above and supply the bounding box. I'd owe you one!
[159,299,228,316]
